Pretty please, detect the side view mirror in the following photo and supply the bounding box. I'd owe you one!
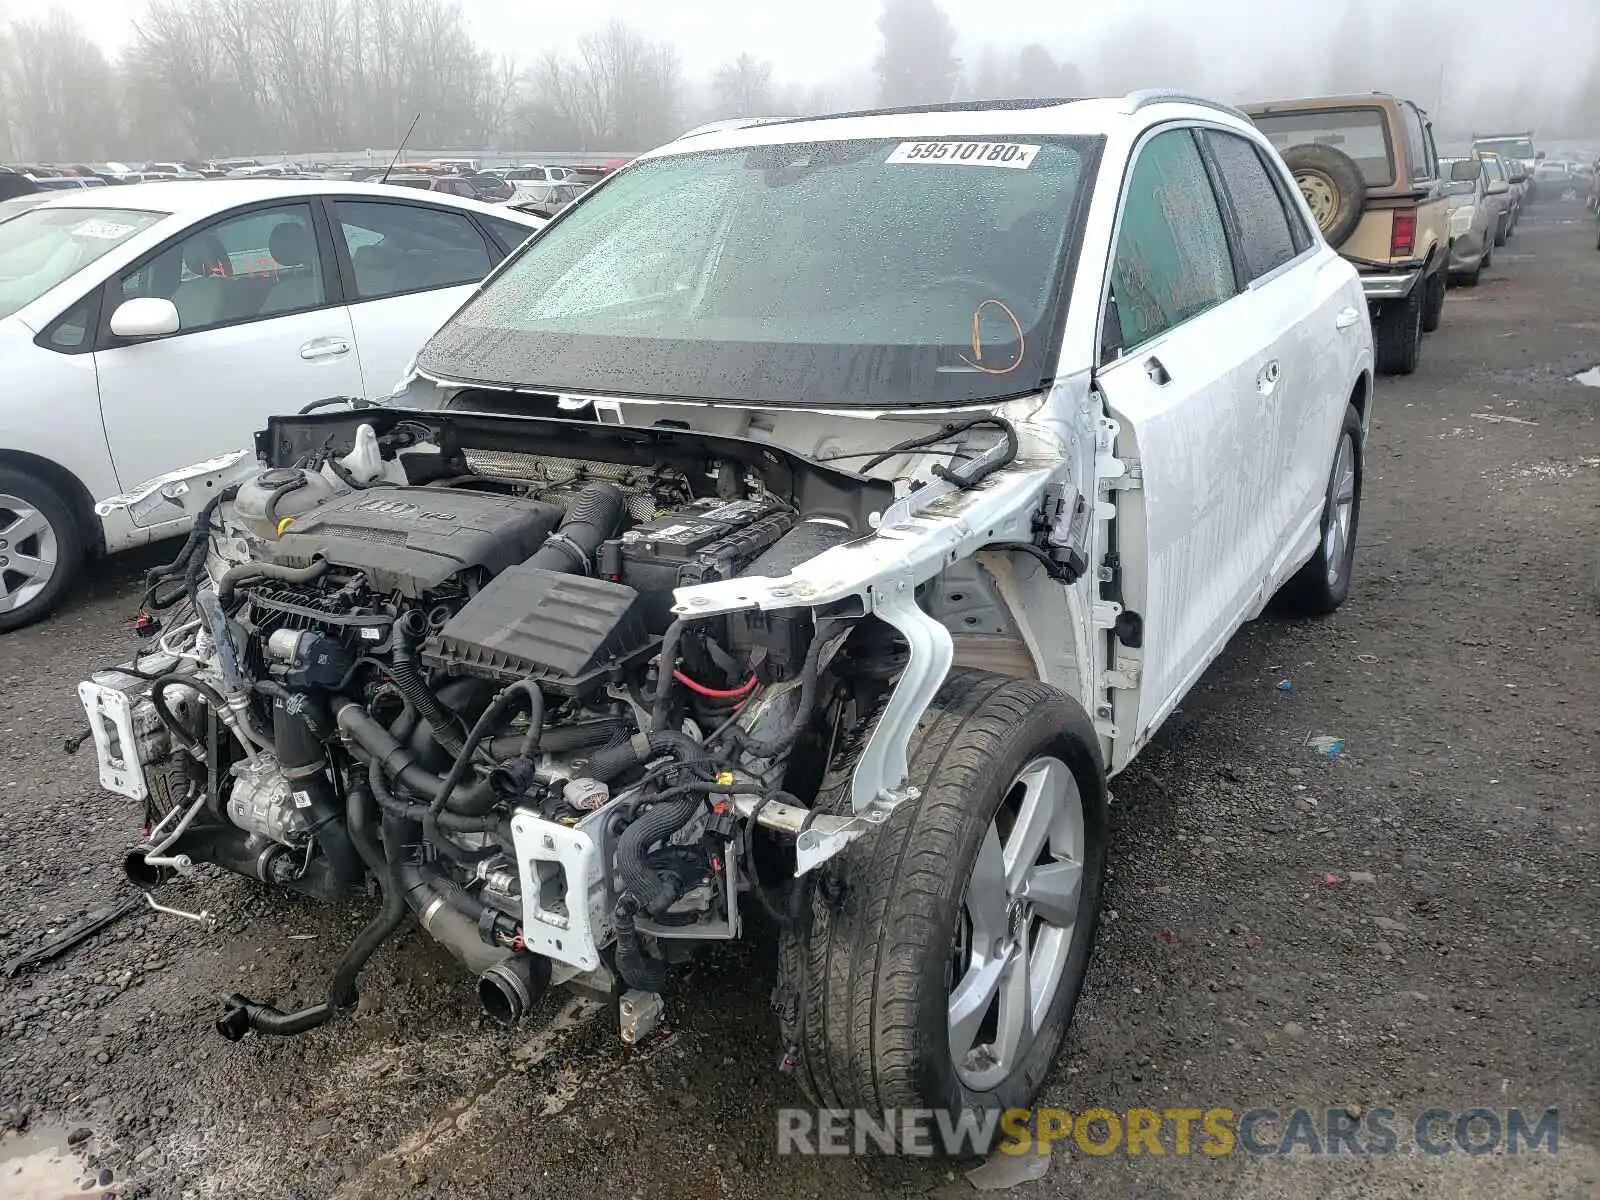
[109,297,180,339]
[1487,179,1510,196]
[1535,150,1546,161]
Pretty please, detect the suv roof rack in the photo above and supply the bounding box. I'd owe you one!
[1122,89,1249,121]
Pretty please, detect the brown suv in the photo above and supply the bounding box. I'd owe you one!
[1242,93,1450,376]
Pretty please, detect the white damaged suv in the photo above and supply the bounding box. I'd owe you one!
[78,93,1371,1147]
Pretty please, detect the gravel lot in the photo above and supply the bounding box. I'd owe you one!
[2,200,1597,1200]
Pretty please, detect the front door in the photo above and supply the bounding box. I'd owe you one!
[93,201,363,490]
[1090,127,1274,759]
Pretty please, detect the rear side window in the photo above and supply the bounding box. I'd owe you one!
[332,201,492,300]
[485,216,536,252]
[1106,128,1238,353]
[1205,132,1300,281]
[1252,107,1394,187]
[1400,104,1430,183]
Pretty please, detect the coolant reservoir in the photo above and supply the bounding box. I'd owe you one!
[233,467,341,541]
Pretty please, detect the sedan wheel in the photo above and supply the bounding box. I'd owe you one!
[0,494,60,617]
[1277,403,1363,616]
[0,468,84,635]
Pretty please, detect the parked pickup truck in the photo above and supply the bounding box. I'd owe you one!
[1243,93,1450,376]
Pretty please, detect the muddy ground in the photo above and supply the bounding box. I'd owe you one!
[2,201,1597,1200]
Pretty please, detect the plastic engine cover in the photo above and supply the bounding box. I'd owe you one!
[425,565,650,694]
[265,488,563,597]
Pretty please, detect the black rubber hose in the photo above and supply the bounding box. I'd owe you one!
[367,756,500,832]
[524,481,626,574]
[485,718,623,760]
[213,779,408,1040]
[270,695,362,884]
[613,893,669,991]
[422,681,543,858]
[389,609,466,758]
[334,701,497,813]
[261,473,309,528]
[649,619,688,733]
[586,730,709,785]
[149,674,230,758]
[216,557,328,603]
[616,795,703,915]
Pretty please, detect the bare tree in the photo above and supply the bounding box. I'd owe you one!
[0,12,120,162]
[714,53,775,117]
[873,0,960,107]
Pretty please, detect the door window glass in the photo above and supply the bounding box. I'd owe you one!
[1106,129,1238,353]
[119,203,325,333]
[1206,131,1299,280]
[333,201,492,300]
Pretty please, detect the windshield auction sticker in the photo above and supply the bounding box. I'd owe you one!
[886,141,1040,168]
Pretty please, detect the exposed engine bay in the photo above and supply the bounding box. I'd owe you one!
[79,405,1088,1045]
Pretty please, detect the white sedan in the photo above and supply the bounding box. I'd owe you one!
[0,179,544,632]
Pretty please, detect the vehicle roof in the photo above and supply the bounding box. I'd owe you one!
[1240,94,1403,114]
[638,94,1257,161]
[14,178,537,220]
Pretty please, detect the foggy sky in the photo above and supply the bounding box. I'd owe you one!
[20,0,1600,138]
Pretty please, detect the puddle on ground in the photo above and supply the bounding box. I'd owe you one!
[0,1126,109,1198]
[1573,366,1600,388]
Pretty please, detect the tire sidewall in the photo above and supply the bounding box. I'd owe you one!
[898,695,1109,1127]
[0,467,83,635]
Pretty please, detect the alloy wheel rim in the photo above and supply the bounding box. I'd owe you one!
[1324,433,1357,585]
[0,494,59,615]
[949,755,1085,1091]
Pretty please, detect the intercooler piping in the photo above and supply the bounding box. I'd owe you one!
[523,480,627,575]
[334,700,499,814]
[383,815,550,1023]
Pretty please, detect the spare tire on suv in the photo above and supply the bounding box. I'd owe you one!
[1282,144,1367,248]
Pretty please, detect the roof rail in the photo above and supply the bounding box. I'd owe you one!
[1122,89,1249,121]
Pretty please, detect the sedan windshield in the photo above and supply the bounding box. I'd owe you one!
[419,135,1099,408]
[0,207,164,319]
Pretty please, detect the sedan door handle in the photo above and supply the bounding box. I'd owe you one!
[1256,359,1282,395]
[300,337,351,361]
[1335,307,1362,331]
[1144,356,1171,386]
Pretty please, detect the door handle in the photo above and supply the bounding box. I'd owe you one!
[1144,356,1171,386]
[1335,307,1362,331]
[300,337,351,361]
[1257,360,1281,395]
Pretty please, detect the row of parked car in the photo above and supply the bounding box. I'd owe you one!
[0,90,1554,638]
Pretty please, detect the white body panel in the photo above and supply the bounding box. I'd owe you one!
[343,284,475,396]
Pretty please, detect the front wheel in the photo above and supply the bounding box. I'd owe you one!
[0,468,84,635]
[1278,404,1363,616]
[778,670,1107,1154]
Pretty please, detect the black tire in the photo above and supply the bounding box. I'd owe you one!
[1374,285,1423,376]
[1278,403,1363,616]
[1281,144,1367,248]
[1493,215,1508,247]
[1421,269,1445,333]
[1456,262,1482,288]
[777,669,1107,1155]
[0,467,84,635]
[1483,242,1494,270]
